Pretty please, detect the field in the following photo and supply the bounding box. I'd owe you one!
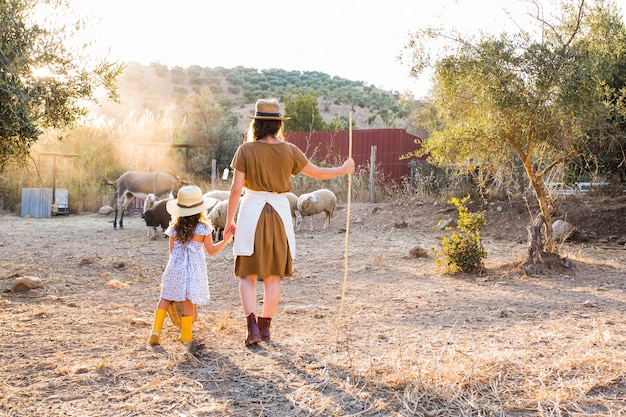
[1,196,625,416]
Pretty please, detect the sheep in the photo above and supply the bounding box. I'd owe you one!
[142,198,173,239]
[143,197,220,239]
[203,190,230,201]
[207,199,240,241]
[207,199,228,235]
[296,189,337,231]
[142,193,159,236]
[285,192,301,227]
[143,193,158,212]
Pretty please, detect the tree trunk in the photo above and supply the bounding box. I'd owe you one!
[532,182,556,253]
[523,164,557,254]
[527,214,545,264]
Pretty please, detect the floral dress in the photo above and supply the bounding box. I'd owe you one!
[160,222,212,305]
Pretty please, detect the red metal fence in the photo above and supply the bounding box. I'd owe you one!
[285,129,426,183]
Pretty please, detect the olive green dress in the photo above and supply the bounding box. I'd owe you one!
[230,140,309,279]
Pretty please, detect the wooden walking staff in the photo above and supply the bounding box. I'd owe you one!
[336,112,353,341]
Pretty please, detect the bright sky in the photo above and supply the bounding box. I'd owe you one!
[75,0,626,99]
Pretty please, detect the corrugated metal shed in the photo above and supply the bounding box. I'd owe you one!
[21,188,70,218]
[21,188,52,218]
[285,129,426,183]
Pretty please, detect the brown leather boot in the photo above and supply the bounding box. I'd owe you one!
[245,313,261,346]
[257,317,271,343]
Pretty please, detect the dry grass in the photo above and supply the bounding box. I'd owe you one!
[0,199,625,416]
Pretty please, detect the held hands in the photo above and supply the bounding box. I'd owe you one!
[342,158,355,174]
[224,220,236,238]
[223,227,234,243]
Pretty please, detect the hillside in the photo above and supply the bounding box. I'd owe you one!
[88,61,413,132]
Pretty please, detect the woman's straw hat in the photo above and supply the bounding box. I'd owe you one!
[246,98,290,120]
[166,185,215,217]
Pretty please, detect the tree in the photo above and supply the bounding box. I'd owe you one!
[178,89,241,176]
[403,0,626,256]
[0,0,122,173]
[284,89,328,133]
[566,2,626,184]
[327,113,348,131]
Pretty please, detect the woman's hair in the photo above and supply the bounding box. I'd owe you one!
[247,119,285,142]
[173,211,207,243]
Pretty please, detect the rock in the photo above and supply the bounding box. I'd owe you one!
[113,261,127,270]
[283,305,299,314]
[409,246,428,258]
[393,217,408,228]
[438,218,455,229]
[552,219,575,242]
[78,258,93,266]
[99,205,114,215]
[12,276,43,292]
[570,231,590,243]
[105,279,129,289]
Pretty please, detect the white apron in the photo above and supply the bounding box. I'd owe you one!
[233,189,297,260]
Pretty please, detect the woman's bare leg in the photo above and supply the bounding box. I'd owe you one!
[262,275,281,318]
[239,275,257,315]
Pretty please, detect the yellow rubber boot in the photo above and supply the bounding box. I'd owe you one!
[179,315,193,343]
[148,308,167,346]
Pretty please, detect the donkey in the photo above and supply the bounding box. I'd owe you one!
[104,171,188,229]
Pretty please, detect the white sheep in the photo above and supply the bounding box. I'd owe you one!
[143,193,158,213]
[142,193,159,236]
[296,189,337,231]
[285,192,301,227]
[207,199,228,232]
[203,190,230,201]
[207,199,240,241]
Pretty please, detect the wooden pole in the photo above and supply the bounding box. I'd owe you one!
[211,159,217,190]
[369,146,377,203]
[52,155,58,210]
[337,112,353,341]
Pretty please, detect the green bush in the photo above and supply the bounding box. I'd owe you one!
[435,196,486,274]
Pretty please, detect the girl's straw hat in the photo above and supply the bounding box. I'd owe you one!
[246,98,290,120]
[166,185,215,217]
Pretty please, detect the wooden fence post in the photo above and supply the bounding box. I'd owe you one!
[211,159,216,190]
[370,146,377,203]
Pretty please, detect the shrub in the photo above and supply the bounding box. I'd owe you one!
[434,196,486,274]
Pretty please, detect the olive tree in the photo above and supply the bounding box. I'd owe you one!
[284,89,328,133]
[0,0,122,172]
[177,89,241,176]
[403,0,626,256]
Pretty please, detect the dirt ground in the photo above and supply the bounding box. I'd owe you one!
[1,194,625,416]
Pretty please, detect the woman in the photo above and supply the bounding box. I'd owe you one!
[224,98,354,346]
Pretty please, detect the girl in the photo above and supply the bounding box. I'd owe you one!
[148,185,233,345]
